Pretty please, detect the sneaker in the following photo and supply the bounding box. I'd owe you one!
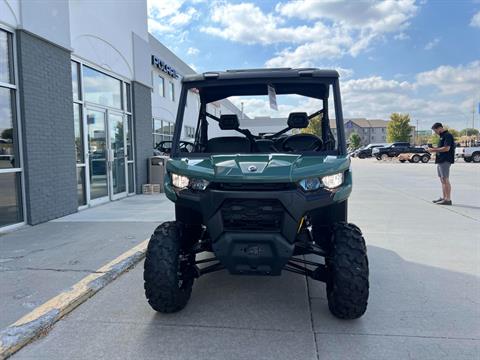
[436,200,452,206]
[432,198,443,203]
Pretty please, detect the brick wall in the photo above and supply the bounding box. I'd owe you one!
[16,30,77,225]
[132,81,153,193]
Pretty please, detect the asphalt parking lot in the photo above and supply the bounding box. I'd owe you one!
[11,159,480,360]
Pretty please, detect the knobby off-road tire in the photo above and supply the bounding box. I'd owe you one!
[144,221,195,313]
[326,222,369,319]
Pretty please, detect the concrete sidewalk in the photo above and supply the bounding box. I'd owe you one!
[9,159,480,360]
[0,195,173,329]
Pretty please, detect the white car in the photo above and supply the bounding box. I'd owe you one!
[456,146,480,163]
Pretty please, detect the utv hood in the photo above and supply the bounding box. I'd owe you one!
[166,154,350,182]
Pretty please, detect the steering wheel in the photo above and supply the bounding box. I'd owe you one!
[179,141,195,153]
[281,134,323,152]
[155,140,195,154]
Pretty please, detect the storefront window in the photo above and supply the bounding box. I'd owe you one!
[71,61,81,101]
[0,88,18,169]
[124,83,131,112]
[0,30,13,84]
[0,172,23,227]
[153,118,173,147]
[76,167,86,206]
[158,76,165,97]
[73,103,84,163]
[83,66,122,109]
[0,28,23,227]
[169,81,175,101]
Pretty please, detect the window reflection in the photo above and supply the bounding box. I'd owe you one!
[0,172,23,227]
[0,88,17,169]
[73,103,84,163]
[71,61,80,101]
[83,66,122,109]
[0,30,12,84]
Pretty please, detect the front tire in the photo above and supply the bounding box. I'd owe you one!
[144,221,196,313]
[472,152,480,163]
[326,222,369,319]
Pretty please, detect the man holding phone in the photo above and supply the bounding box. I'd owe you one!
[428,122,455,205]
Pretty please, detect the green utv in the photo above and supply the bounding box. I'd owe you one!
[144,68,369,319]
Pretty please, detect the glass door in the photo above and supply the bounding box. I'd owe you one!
[108,112,127,200]
[86,108,109,204]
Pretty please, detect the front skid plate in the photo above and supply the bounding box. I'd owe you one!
[211,232,294,276]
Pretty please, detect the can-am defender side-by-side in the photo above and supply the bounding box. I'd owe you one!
[144,68,369,319]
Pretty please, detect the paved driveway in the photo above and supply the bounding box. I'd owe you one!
[12,160,480,359]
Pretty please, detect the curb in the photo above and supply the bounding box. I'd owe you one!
[0,239,149,359]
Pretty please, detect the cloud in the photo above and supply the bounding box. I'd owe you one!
[338,61,480,126]
[470,11,480,27]
[415,61,480,95]
[275,0,418,33]
[201,1,419,67]
[424,37,440,50]
[187,47,200,56]
[148,0,198,34]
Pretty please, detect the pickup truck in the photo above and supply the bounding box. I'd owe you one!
[455,146,480,163]
[353,143,388,159]
[372,142,425,160]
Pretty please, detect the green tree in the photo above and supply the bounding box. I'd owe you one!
[349,132,362,150]
[386,113,411,142]
[300,115,322,136]
[445,127,460,140]
[460,128,479,136]
[1,128,13,140]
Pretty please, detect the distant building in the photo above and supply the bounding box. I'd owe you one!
[344,119,389,145]
[242,117,390,146]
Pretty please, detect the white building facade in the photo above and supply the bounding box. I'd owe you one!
[0,0,241,231]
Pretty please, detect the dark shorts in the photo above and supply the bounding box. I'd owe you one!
[437,162,451,178]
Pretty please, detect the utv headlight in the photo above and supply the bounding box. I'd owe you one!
[171,173,189,189]
[171,173,209,191]
[322,172,344,189]
[189,178,210,191]
[299,177,322,191]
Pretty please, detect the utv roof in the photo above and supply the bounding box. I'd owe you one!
[182,68,340,83]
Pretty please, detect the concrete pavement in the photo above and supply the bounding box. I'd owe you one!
[7,159,480,359]
[0,195,173,329]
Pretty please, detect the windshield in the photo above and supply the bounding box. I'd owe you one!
[173,80,344,156]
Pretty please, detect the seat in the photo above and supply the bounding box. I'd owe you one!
[282,133,323,152]
[255,139,275,152]
[206,136,251,153]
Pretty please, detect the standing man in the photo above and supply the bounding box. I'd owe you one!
[428,123,455,205]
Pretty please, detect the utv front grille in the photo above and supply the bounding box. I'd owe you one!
[211,182,296,191]
[221,199,284,231]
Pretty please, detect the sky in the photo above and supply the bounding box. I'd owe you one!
[148,0,480,131]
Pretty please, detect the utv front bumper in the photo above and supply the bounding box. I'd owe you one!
[165,173,352,275]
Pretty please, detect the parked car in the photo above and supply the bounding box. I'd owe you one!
[354,143,388,159]
[455,145,480,163]
[372,142,424,160]
[397,152,431,163]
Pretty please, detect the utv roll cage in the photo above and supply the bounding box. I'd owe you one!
[171,68,347,158]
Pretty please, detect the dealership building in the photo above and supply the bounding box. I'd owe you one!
[0,1,241,231]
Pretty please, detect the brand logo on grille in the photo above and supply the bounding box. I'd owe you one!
[248,165,257,172]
